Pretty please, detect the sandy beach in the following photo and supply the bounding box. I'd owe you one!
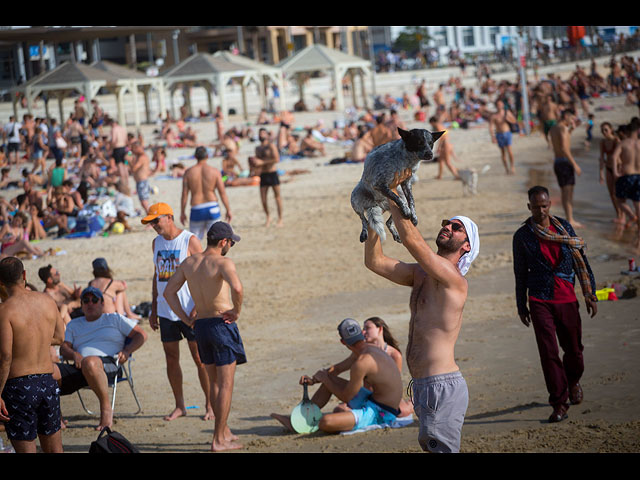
[2,61,640,454]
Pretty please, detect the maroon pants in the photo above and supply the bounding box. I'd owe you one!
[529,300,584,408]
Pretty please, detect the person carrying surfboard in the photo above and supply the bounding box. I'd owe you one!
[270,318,403,434]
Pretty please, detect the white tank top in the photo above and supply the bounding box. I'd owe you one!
[153,229,195,321]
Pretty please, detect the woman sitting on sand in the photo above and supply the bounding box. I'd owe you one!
[0,210,49,259]
[87,257,140,321]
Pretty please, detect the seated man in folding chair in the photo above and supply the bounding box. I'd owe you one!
[53,286,148,431]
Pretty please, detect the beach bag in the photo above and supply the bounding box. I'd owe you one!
[89,427,139,453]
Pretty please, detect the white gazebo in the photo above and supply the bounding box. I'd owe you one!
[90,60,167,128]
[7,61,120,124]
[211,50,286,114]
[160,52,271,122]
[275,44,373,112]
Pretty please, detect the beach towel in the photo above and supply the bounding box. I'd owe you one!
[339,415,414,436]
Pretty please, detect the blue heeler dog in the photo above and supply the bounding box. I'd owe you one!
[351,128,445,243]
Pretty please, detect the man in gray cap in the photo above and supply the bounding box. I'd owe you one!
[364,170,478,453]
[270,318,403,434]
[55,286,147,431]
[164,221,245,452]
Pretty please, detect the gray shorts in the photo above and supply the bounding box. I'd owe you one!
[411,371,468,453]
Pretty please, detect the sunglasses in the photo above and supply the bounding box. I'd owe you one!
[441,219,465,233]
[229,239,235,247]
[149,215,166,225]
[82,296,101,304]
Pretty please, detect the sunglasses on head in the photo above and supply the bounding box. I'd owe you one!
[82,296,101,304]
[441,219,465,232]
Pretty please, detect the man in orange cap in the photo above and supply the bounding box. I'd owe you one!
[141,203,214,422]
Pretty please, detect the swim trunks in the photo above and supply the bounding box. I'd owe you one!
[410,371,468,453]
[495,131,512,148]
[56,357,123,396]
[189,201,221,239]
[615,174,640,201]
[544,120,557,136]
[136,179,151,202]
[347,387,400,431]
[159,316,196,343]
[553,157,575,187]
[1,373,61,441]
[113,147,126,164]
[193,317,247,366]
[259,171,280,187]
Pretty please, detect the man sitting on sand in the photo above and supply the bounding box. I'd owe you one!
[271,318,403,435]
[55,286,148,431]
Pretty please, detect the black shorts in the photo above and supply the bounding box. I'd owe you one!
[56,357,122,396]
[7,142,19,153]
[159,316,196,343]
[553,158,575,187]
[194,317,247,366]
[260,171,280,187]
[113,147,127,164]
[1,374,61,441]
[615,174,640,201]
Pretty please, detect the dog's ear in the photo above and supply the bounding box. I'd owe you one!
[430,131,446,143]
[398,128,410,141]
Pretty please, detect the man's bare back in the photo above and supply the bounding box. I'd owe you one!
[183,162,223,207]
[0,290,64,379]
[355,344,403,409]
[111,124,127,148]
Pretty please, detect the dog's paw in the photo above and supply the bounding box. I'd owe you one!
[359,230,368,243]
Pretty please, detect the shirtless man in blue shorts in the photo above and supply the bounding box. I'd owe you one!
[180,146,232,240]
[270,318,403,435]
[0,257,65,453]
[489,100,517,175]
[164,221,245,452]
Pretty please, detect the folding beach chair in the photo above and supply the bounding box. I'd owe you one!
[75,353,143,417]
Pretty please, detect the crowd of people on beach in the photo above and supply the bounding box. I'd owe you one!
[0,48,640,454]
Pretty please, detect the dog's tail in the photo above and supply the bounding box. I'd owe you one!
[480,164,491,175]
[368,206,387,243]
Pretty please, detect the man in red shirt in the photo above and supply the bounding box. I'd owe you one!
[512,186,598,423]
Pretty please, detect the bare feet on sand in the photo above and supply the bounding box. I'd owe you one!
[270,413,295,433]
[203,407,215,421]
[211,429,242,452]
[164,407,187,421]
[96,407,113,431]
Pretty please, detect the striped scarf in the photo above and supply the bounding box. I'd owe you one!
[530,216,596,301]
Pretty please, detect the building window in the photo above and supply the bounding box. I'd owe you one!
[431,27,448,47]
[489,27,500,45]
[462,27,475,47]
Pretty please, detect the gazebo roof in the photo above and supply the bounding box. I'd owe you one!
[23,61,120,90]
[161,53,253,80]
[212,51,281,75]
[275,44,370,74]
[90,60,150,80]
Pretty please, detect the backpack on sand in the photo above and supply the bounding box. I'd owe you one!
[89,427,139,453]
